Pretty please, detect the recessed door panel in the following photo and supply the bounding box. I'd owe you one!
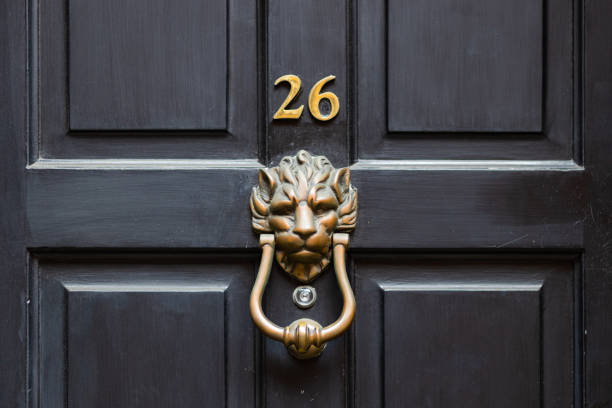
[388,0,542,132]
[357,0,576,160]
[33,256,256,408]
[35,0,257,159]
[353,256,576,408]
[69,0,227,131]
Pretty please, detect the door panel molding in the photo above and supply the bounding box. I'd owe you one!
[28,158,582,172]
[352,255,580,408]
[357,0,580,161]
[30,0,258,161]
[28,253,257,408]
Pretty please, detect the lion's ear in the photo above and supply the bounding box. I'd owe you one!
[250,168,277,233]
[331,167,350,199]
[258,168,277,202]
[250,188,271,232]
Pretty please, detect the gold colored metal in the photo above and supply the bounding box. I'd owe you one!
[272,75,340,121]
[284,319,325,359]
[308,75,340,121]
[249,150,357,359]
[250,234,355,359]
[272,74,304,119]
[250,150,357,282]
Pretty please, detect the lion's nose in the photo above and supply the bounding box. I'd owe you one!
[293,203,316,238]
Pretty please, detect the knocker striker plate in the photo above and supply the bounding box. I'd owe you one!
[249,150,357,359]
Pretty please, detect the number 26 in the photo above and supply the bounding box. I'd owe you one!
[273,74,340,121]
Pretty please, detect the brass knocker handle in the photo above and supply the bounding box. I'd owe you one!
[250,233,355,359]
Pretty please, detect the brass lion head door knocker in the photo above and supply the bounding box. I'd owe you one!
[249,150,357,359]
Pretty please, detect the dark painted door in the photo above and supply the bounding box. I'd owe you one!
[2,0,611,407]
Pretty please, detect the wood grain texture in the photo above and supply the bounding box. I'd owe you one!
[584,0,612,406]
[388,0,542,132]
[383,285,540,407]
[34,256,255,408]
[0,0,27,406]
[385,289,540,407]
[353,257,575,408]
[69,0,227,130]
[38,0,257,159]
[4,0,611,405]
[67,291,225,407]
[357,0,574,160]
[267,0,348,165]
[26,168,584,249]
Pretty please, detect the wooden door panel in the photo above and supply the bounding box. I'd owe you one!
[69,0,227,130]
[384,290,541,407]
[358,0,576,160]
[32,256,256,408]
[350,169,584,249]
[388,0,542,132]
[26,168,583,249]
[25,168,259,248]
[267,0,349,165]
[353,256,577,407]
[36,0,257,159]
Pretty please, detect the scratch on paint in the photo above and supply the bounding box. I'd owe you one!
[496,234,529,248]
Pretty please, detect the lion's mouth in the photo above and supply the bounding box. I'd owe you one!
[287,249,323,264]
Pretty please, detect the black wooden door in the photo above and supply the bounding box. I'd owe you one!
[2,0,611,407]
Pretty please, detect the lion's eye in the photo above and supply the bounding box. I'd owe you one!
[271,201,294,216]
[311,192,339,214]
[313,201,336,215]
[314,207,328,215]
[277,207,294,216]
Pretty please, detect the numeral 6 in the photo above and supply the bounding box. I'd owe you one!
[273,75,339,121]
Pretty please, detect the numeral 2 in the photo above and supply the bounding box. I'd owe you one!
[273,74,304,120]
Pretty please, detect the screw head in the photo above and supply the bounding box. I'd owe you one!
[292,286,317,309]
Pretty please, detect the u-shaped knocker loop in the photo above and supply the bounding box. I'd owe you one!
[248,150,358,359]
[249,233,355,359]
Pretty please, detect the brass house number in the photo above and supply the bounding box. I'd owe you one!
[273,74,340,121]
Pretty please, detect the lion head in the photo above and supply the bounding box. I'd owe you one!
[250,150,357,282]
